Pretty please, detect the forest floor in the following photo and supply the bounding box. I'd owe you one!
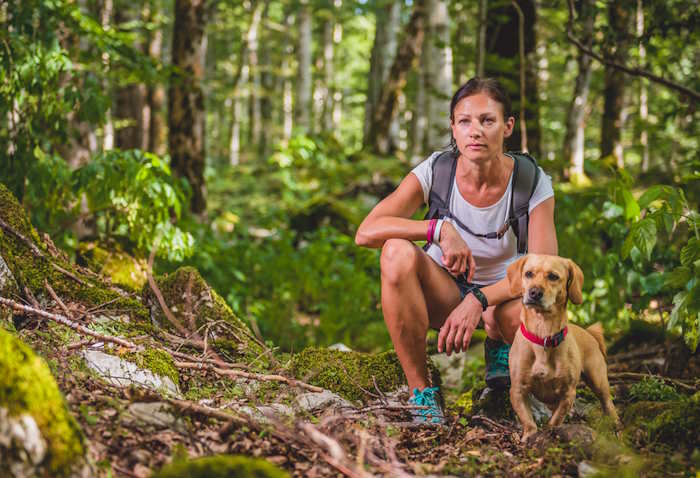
[16,314,700,478]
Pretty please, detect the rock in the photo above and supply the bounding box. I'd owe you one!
[328,343,352,352]
[528,394,552,425]
[122,402,186,433]
[555,424,596,446]
[239,404,294,423]
[0,328,87,477]
[295,390,354,413]
[83,349,179,396]
[0,254,18,297]
[429,352,467,390]
[578,461,599,477]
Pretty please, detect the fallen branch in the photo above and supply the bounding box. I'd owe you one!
[0,217,44,257]
[45,280,75,319]
[0,296,136,349]
[146,245,192,339]
[299,422,373,478]
[173,360,323,393]
[165,346,246,370]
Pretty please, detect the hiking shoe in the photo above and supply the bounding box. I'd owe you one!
[484,338,511,389]
[408,387,445,425]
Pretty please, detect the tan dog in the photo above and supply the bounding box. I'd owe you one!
[506,254,619,441]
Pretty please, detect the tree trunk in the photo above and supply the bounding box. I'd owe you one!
[247,2,264,149]
[600,0,633,166]
[424,0,453,152]
[295,0,312,133]
[476,0,487,77]
[410,45,427,162]
[363,0,401,146]
[563,0,594,184]
[367,0,427,155]
[259,30,274,157]
[168,0,208,213]
[101,0,115,150]
[485,0,539,157]
[331,22,343,130]
[321,17,334,127]
[637,0,649,172]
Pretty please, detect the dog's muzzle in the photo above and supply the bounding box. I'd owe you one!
[523,287,544,306]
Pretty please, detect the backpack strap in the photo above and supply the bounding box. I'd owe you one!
[425,150,458,221]
[507,151,540,254]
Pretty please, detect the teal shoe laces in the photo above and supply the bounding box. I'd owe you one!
[408,387,444,424]
[486,341,510,376]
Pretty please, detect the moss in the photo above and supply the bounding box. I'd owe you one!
[122,349,179,386]
[288,347,437,403]
[627,376,682,402]
[471,386,516,420]
[623,398,700,449]
[152,455,289,478]
[77,242,147,291]
[0,328,85,476]
[143,267,267,366]
[0,183,149,324]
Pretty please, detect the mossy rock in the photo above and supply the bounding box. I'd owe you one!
[142,267,267,366]
[622,397,700,449]
[0,328,86,476]
[0,183,148,322]
[77,241,148,291]
[122,348,180,386]
[152,455,289,478]
[288,347,440,403]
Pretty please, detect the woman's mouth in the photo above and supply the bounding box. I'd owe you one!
[467,144,486,150]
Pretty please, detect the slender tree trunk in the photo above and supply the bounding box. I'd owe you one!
[321,17,334,127]
[411,44,427,162]
[169,0,208,213]
[101,0,114,150]
[637,0,649,172]
[601,0,632,166]
[476,0,487,77]
[485,0,539,157]
[563,0,594,183]
[259,32,273,157]
[363,0,401,146]
[367,0,427,154]
[247,2,263,148]
[331,21,343,130]
[424,0,453,152]
[295,0,312,133]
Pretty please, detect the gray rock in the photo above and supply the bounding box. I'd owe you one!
[239,404,294,423]
[0,407,47,478]
[429,352,467,390]
[528,394,552,425]
[578,461,599,478]
[328,343,352,352]
[82,350,179,396]
[555,424,595,446]
[122,402,186,433]
[0,255,17,296]
[295,390,354,413]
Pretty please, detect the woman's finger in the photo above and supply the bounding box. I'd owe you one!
[438,321,451,353]
[454,324,466,353]
[445,324,458,356]
[467,251,476,282]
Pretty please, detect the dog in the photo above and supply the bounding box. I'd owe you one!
[506,254,620,441]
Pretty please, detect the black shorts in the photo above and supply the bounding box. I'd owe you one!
[452,274,483,300]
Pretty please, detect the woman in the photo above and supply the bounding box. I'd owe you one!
[355,78,557,424]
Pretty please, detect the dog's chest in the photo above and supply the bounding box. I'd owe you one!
[529,355,576,401]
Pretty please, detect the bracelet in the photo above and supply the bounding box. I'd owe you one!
[427,218,437,243]
[434,219,445,243]
[467,286,489,311]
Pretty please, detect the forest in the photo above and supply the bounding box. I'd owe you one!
[0,0,698,476]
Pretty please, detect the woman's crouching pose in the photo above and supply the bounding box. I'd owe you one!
[355,78,557,424]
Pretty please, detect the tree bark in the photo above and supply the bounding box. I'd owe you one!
[410,44,428,162]
[321,16,335,128]
[367,0,427,155]
[168,0,208,213]
[295,0,312,133]
[476,0,487,77]
[563,0,594,183]
[637,0,649,172]
[485,0,539,157]
[600,0,633,166]
[363,0,401,146]
[424,0,453,152]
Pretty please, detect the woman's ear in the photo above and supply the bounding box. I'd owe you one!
[503,116,515,138]
[506,256,528,297]
[566,259,584,305]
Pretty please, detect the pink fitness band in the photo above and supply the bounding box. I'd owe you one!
[427,219,437,243]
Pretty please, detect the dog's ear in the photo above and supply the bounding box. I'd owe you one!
[566,259,584,304]
[507,256,528,296]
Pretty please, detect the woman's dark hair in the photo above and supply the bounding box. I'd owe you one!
[448,77,512,151]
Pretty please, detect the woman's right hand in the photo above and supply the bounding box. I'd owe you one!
[438,221,476,282]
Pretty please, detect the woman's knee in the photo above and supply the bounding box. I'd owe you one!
[482,308,503,341]
[493,300,521,343]
[380,239,420,285]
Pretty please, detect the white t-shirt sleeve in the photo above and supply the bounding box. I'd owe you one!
[410,152,441,205]
[528,167,554,213]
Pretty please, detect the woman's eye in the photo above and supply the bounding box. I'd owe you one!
[524,271,534,278]
[484,118,495,124]
[547,273,559,281]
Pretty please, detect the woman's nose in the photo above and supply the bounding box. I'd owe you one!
[468,121,483,137]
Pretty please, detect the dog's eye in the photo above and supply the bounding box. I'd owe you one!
[524,271,534,278]
[547,272,560,281]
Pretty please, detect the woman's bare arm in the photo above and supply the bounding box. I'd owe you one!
[354,173,428,248]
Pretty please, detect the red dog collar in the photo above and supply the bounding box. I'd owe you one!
[520,322,568,348]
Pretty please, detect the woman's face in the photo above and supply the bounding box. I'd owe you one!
[450,92,514,161]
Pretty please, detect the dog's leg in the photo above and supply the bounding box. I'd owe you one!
[547,388,575,427]
[510,385,537,441]
[584,366,620,427]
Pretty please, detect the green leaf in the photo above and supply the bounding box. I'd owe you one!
[632,218,657,261]
[680,237,700,266]
[640,272,664,295]
[664,266,692,289]
[638,185,664,209]
[668,291,688,329]
[602,201,624,219]
[622,188,640,220]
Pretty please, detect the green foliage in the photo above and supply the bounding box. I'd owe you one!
[73,150,194,261]
[628,377,682,402]
[152,454,289,478]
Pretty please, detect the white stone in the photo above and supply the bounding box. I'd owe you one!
[328,343,352,352]
[123,402,185,432]
[82,350,179,396]
[0,254,17,294]
[238,404,294,423]
[0,407,47,478]
[295,390,354,413]
[578,461,599,478]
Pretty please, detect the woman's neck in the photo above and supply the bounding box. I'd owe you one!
[456,151,510,191]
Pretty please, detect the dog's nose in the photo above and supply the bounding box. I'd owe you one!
[527,287,543,302]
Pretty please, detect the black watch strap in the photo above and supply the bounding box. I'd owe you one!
[467,286,488,311]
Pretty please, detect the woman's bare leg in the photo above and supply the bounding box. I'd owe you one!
[482,298,522,344]
[380,239,462,391]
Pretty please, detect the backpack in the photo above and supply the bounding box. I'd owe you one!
[423,150,540,254]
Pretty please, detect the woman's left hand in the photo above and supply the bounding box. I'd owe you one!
[437,293,483,355]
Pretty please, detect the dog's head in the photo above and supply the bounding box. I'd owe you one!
[506,254,584,311]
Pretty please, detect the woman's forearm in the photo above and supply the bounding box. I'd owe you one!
[355,216,431,248]
[480,276,516,308]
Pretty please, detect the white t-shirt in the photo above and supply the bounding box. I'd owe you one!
[411,151,554,285]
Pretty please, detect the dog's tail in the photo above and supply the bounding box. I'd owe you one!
[586,322,607,358]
